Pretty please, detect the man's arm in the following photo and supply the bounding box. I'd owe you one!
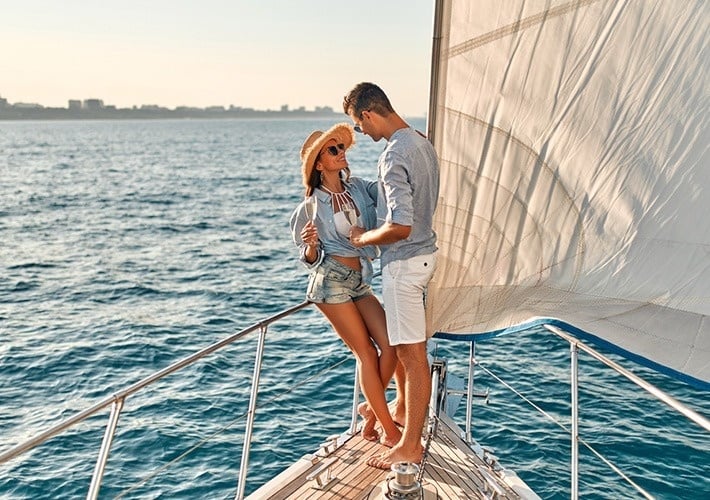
[350,222,410,248]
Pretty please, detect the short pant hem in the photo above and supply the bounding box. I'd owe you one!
[306,256,373,304]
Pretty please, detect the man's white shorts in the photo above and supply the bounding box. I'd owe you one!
[382,252,437,345]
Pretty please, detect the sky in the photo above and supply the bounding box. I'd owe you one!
[1,0,436,117]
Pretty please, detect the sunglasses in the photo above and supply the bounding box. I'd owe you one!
[353,109,370,134]
[321,143,345,156]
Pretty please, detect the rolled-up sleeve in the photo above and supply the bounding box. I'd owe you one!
[381,151,413,226]
[365,179,378,204]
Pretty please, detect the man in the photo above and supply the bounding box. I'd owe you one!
[344,82,439,469]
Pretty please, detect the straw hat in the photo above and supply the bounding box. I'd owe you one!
[300,123,355,189]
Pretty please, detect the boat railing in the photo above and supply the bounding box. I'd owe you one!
[441,323,710,500]
[543,324,709,499]
[0,299,350,500]
[1,302,708,499]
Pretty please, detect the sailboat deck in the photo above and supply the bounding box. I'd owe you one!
[248,413,532,499]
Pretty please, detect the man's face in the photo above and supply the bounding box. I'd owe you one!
[349,109,381,142]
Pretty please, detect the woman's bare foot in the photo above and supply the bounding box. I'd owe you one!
[358,402,379,442]
[366,444,424,469]
[362,427,379,442]
[390,400,406,427]
[379,428,402,448]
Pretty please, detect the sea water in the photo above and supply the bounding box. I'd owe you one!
[0,119,708,499]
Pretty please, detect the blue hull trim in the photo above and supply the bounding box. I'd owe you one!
[433,318,709,391]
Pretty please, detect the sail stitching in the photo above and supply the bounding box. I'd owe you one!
[446,0,602,59]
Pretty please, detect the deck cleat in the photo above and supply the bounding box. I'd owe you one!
[315,434,340,457]
[306,456,338,490]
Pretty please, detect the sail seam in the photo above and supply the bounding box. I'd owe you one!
[446,0,602,59]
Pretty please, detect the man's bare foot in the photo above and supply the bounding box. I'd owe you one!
[366,444,423,469]
[358,402,379,442]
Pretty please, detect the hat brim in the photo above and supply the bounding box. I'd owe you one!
[302,123,356,189]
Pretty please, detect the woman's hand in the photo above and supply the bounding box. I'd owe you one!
[301,221,319,248]
[301,221,320,264]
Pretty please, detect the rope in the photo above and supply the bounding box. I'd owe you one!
[417,414,438,482]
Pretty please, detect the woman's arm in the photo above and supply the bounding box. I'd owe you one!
[289,204,324,269]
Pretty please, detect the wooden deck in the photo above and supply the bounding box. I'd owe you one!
[247,413,538,499]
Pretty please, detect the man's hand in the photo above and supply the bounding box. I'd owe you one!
[350,222,411,248]
[349,226,366,247]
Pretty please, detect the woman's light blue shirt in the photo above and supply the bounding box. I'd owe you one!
[290,176,379,272]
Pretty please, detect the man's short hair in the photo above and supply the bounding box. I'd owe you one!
[343,82,394,118]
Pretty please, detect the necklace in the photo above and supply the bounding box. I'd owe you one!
[321,185,357,215]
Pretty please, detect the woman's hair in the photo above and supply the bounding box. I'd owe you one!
[343,82,394,118]
[305,166,320,197]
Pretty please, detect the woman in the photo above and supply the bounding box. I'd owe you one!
[289,123,400,447]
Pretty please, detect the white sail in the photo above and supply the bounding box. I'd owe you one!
[427,0,709,388]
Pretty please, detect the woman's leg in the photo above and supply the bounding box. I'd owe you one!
[354,296,396,385]
[391,362,406,427]
[352,296,401,445]
[316,301,401,445]
[355,295,406,429]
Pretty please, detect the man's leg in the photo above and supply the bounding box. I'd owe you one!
[367,341,429,467]
[396,341,430,452]
[368,253,435,468]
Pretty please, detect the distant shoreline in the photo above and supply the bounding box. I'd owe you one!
[0,94,349,121]
[0,108,343,121]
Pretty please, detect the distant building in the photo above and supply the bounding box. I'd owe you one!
[0,95,339,120]
[13,102,43,109]
[83,99,104,110]
[140,104,166,111]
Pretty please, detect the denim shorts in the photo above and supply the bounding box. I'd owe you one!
[307,256,373,304]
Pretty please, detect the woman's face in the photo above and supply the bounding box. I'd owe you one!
[316,138,348,173]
